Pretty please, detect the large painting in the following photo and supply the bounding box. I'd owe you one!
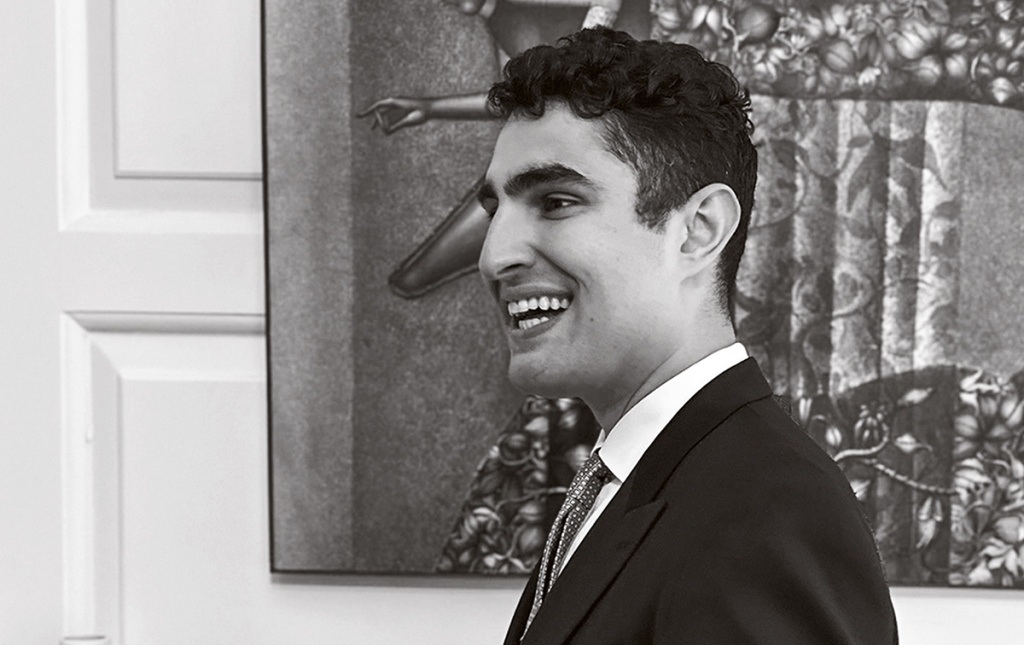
[265,0,1024,587]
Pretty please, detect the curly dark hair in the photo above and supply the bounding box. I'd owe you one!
[487,27,757,321]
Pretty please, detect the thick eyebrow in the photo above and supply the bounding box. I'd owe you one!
[503,163,595,198]
[478,163,595,208]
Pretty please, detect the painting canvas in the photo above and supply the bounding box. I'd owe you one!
[265,0,1024,587]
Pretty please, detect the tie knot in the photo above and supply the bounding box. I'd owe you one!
[579,451,611,485]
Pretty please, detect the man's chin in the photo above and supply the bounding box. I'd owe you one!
[506,363,572,399]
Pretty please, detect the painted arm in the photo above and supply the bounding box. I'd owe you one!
[357,92,495,135]
[506,0,622,26]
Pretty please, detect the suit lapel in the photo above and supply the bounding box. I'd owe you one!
[520,479,665,645]
[514,358,773,645]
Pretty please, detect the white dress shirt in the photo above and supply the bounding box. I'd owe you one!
[555,342,749,575]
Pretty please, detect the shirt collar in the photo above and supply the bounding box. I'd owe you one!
[594,343,748,483]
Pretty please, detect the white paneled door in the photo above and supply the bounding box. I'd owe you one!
[2,1,264,643]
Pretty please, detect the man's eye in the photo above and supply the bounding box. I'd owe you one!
[541,196,577,214]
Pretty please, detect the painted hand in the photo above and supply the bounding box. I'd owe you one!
[357,97,432,134]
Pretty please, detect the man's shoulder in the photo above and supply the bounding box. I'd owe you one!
[696,392,836,473]
[664,394,861,517]
[638,393,898,645]
[638,358,859,519]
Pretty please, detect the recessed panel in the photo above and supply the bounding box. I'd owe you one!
[113,0,260,177]
[85,331,264,643]
[120,377,265,643]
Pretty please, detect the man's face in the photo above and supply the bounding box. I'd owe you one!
[478,105,685,408]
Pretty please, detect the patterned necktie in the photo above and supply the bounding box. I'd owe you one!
[525,451,612,634]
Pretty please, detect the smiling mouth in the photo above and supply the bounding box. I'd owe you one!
[506,295,572,331]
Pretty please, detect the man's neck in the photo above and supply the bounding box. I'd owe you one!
[588,324,738,432]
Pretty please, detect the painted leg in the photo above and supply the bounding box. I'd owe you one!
[388,176,489,298]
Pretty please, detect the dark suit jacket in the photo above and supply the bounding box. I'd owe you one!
[505,358,898,644]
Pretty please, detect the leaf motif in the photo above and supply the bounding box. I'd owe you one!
[863,101,882,124]
[794,144,812,171]
[897,387,934,408]
[992,517,1021,544]
[917,518,938,549]
[927,304,957,334]
[771,139,798,173]
[916,496,941,548]
[954,461,991,486]
[776,177,797,194]
[846,147,881,211]
[895,432,929,454]
[922,140,949,191]
[1005,548,1021,578]
[1011,454,1024,480]
[848,135,872,148]
[788,100,801,128]
[930,199,960,221]
[819,173,838,200]
[898,214,922,247]
[980,541,1011,559]
[959,369,984,392]
[840,215,878,240]
[951,503,971,536]
[825,424,844,448]
[894,136,925,170]
[736,311,775,345]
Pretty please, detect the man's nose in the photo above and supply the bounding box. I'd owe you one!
[478,206,535,281]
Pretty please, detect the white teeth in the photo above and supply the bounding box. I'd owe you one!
[507,297,571,312]
[506,295,573,323]
[518,316,551,330]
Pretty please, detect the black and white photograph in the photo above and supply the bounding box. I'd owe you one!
[5,0,1024,642]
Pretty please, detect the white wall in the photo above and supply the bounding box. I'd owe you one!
[0,1,1021,643]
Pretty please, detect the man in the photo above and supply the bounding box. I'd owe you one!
[477,27,898,644]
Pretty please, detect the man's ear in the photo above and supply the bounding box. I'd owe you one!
[668,183,740,274]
